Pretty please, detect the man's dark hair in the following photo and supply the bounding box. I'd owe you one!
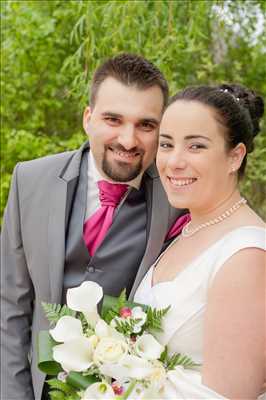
[90,53,169,108]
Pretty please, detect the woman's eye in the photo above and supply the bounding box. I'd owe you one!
[159,142,172,149]
[189,143,207,150]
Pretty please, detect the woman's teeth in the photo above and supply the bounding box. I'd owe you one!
[169,177,197,186]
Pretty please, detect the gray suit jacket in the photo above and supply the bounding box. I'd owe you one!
[1,142,180,400]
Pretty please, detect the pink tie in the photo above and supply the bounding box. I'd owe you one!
[83,180,128,256]
[165,213,191,240]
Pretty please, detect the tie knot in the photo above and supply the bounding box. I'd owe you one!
[97,180,128,207]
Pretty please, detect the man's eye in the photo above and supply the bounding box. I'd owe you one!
[105,117,120,124]
[140,122,156,131]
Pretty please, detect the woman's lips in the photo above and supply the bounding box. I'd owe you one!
[167,177,197,187]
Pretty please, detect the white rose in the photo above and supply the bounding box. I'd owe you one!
[93,337,128,365]
[148,360,166,384]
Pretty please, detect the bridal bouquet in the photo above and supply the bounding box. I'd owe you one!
[38,281,198,400]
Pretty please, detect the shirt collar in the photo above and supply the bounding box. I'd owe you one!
[89,151,143,190]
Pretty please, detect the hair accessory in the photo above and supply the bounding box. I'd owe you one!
[181,197,247,238]
[220,88,240,102]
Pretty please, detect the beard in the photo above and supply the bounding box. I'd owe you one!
[102,145,144,182]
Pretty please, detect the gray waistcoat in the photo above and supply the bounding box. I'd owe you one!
[62,151,148,302]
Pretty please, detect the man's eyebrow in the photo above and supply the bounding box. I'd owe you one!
[140,118,160,125]
[101,111,123,118]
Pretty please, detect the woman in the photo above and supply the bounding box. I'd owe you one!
[134,84,265,399]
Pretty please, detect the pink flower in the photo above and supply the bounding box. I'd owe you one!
[111,382,124,395]
[119,307,132,318]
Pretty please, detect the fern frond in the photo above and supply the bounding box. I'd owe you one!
[165,352,200,370]
[116,288,127,311]
[113,318,137,336]
[145,305,171,332]
[42,302,76,326]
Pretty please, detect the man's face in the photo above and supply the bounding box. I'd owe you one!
[83,77,164,182]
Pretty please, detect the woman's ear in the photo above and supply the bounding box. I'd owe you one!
[83,106,92,136]
[228,143,246,174]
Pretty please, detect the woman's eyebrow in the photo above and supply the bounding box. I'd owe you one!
[159,133,173,139]
[184,134,212,142]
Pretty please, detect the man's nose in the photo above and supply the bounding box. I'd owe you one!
[117,125,138,150]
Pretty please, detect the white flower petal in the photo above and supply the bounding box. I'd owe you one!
[135,334,164,360]
[49,316,83,343]
[66,281,103,313]
[53,337,93,372]
[82,382,115,399]
[83,309,100,327]
[131,306,147,325]
[100,355,153,381]
[95,319,124,340]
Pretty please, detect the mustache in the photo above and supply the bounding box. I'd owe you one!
[106,144,144,156]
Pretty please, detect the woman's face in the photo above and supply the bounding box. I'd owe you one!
[156,100,240,213]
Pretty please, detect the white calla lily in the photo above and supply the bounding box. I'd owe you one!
[81,382,115,399]
[49,316,83,343]
[53,337,93,372]
[135,334,164,360]
[66,281,103,326]
[100,355,153,381]
[95,319,124,340]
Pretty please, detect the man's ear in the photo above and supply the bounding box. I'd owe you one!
[83,106,92,136]
[228,143,246,174]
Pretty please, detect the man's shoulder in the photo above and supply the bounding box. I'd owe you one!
[15,149,80,179]
[20,149,77,168]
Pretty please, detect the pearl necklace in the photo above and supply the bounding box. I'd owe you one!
[182,197,247,238]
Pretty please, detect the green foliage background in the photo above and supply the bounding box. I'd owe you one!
[1,0,266,222]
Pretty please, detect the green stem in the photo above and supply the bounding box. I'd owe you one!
[115,379,137,400]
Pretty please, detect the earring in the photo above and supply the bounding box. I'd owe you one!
[231,167,236,173]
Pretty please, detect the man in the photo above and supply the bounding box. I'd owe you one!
[1,53,182,400]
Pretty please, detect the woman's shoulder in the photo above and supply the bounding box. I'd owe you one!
[207,222,265,287]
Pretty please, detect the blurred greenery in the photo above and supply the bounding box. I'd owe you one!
[1,0,265,223]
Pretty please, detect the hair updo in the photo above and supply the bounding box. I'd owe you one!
[169,83,264,177]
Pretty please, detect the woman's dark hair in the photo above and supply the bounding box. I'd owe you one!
[169,84,264,177]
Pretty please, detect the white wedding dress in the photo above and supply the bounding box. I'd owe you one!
[134,226,266,399]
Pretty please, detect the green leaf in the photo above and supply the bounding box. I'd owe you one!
[66,371,99,390]
[49,390,65,400]
[38,331,62,375]
[46,378,74,395]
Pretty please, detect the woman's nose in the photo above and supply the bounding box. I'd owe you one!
[167,150,187,170]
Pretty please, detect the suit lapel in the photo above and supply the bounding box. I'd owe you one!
[129,171,169,299]
[48,142,89,303]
